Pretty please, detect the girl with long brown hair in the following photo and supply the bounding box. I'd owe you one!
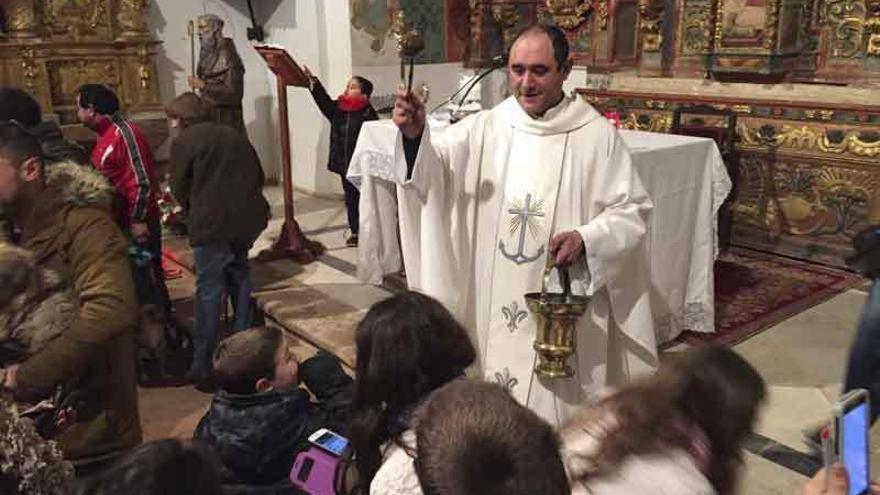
[345,291,476,494]
[561,345,766,495]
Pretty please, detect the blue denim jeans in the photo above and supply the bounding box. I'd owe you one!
[190,239,255,376]
[844,279,880,423]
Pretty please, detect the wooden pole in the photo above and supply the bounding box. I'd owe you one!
[277,74,295,223]
[256,70,325,263]
[188,21,196,76]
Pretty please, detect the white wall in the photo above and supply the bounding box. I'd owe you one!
[150,0,352,195]
[349,16,478,114]
[151,1,522,195]
[262,1,353,195]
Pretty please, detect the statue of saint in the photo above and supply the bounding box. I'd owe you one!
[188,14,246,133]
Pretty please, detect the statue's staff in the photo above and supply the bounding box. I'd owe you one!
[187,20,196,78]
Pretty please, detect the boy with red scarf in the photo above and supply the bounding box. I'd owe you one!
[303,67,378,247]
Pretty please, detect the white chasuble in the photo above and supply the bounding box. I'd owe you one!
[394,95,659,426]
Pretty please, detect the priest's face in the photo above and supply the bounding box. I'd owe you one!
[508,33,571,118]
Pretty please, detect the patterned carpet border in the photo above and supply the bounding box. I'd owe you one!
[677,247,864,347]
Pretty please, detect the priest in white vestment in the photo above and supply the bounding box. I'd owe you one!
[385,25,658,426]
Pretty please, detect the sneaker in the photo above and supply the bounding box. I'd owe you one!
[345,234,359,247]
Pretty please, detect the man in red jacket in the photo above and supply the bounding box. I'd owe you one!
[76,84,173,341]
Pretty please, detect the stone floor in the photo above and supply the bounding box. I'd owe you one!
[145,186,874,494]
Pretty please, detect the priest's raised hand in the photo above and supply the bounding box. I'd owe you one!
[392,87,426,140]
[549,230,585,267]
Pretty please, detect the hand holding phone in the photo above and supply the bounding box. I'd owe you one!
[799,464,850,495]
[832,389,871,495]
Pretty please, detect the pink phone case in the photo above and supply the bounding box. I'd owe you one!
[290,446,341,495]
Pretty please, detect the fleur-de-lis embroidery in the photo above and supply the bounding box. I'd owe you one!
[501,300,528,332]
[494,368,519,392]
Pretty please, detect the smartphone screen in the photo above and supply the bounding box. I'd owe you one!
[842,401,870,495]
[314,430,349,456]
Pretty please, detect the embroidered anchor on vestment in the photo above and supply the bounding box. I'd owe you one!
[499,193,545,265]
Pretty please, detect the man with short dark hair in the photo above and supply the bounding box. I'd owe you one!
[385,24,657,425]
[0,86,91,241]
[76,84,158,238]
[0,87,88,165]
[0,122,142,469]
[75,83,172,332]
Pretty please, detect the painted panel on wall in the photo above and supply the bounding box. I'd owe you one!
[350,0,467,65]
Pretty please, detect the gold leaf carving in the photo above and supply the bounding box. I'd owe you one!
[43,0,109,38]
[764,0,780,49]
[772,163,877,237]
[867,0,880,55]
[639,0,664,51]
[821,0,868,57]
[492,4,521,49]
[47,59,119,107]
[545,0,592,30]
[680,0,713,54]
[6,0,39,36]
[739,123,880,158]
[118,0,150,38]
[732,155,770,228]
[619,113,672,132]
[597,0,609,29]
[20,48,40,94]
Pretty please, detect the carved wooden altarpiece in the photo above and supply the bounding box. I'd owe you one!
[1,0,162,123]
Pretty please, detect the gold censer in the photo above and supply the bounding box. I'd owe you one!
[525,265,590,378]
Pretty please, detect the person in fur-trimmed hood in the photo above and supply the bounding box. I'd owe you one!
[0,122,142,471]
[0,241,77,372]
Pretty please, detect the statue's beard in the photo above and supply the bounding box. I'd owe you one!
[199,34,217,52]
[198,35,218,68]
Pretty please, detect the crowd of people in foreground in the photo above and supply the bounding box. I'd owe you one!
[1,21,878,495]
[0,289,870,495]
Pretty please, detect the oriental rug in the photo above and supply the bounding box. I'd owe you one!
[675,247,864,347]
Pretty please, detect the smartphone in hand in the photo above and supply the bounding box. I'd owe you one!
[832,389,871,495]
